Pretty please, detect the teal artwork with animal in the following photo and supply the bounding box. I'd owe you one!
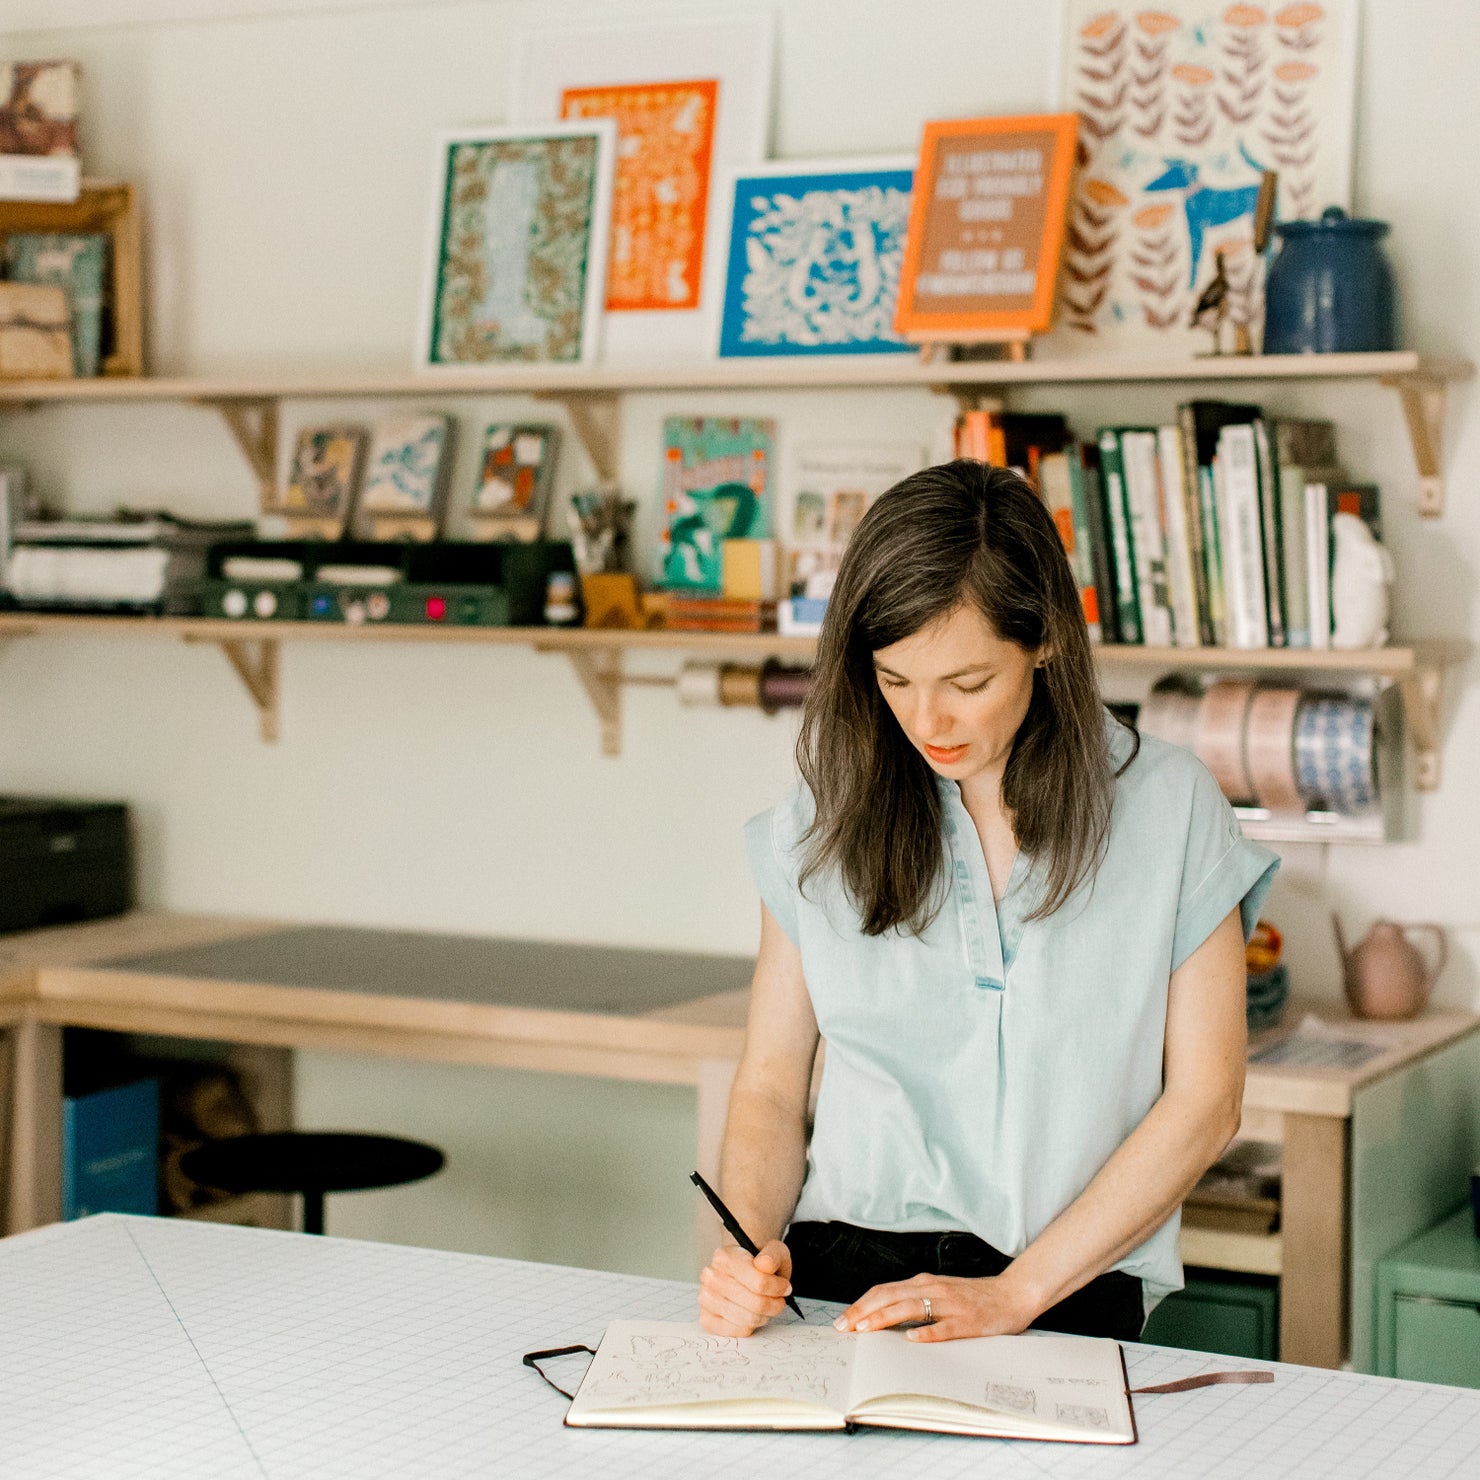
[660,417,774,591]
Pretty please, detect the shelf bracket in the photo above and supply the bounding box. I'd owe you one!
[196,396,279,508]
[536,391,621,487]
[1382,373,1447,517]
[554,645,623,757]
[208,636,281,743]
[1398,661,1444,791]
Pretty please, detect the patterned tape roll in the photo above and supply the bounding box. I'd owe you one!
[1294,694,1378,814]
[1139,683,1202,753]
[1246,687,1304,814]
[1195,680,1257,803]
[718,665,763,708]
[758,662,811,713]
[675,662,722,707]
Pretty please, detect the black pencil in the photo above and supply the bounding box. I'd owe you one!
[690,1170,806,1320]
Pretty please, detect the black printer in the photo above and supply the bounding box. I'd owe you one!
[0,797,133,933]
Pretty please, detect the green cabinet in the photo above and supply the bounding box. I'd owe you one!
[1376,1207,1480,1388]
[1141,1268,1279,1360]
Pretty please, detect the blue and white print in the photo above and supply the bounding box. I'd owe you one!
[717,161,915,357]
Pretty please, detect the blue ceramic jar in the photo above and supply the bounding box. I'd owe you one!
[1262,206,1396,354]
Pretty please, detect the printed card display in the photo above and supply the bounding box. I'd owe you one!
[0,61,82,201]
[419,122,616,367]
[896,113,1078,343]
[714,156,916,357]
[357,414,454,538]
[278,425,367,537]
[661,417,773,592]
[472,423,560,541]
[560,80,718,312]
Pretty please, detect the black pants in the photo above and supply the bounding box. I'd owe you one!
[787,1220,1144,1342]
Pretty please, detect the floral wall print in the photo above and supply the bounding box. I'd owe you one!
[716,159,914,357]
[423,124,614,366]
[1053,2,1356,355]
[561,80,718,312]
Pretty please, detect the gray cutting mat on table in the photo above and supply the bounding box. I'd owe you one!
[104,926,754,1015]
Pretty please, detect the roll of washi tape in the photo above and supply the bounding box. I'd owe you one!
[1246,687,1304,813]
[718,664,763,708]
[758,660,811,714]
[1139,682,1202,753]
[675,662,723,707]
[1294,694,1378,814]
[1195,680,1257,803]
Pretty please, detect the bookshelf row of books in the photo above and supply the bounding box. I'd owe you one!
[956,404,1384,651]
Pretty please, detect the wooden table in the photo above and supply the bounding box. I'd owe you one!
[1,911,1476,1373]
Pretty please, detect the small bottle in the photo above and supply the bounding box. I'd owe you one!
[544,569,581,626]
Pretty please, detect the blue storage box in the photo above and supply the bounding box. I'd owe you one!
[62,1077,160,1219]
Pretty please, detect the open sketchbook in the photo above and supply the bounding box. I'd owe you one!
[566,1320,1135,1443]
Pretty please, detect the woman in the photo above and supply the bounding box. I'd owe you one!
[700,459,1278,1344]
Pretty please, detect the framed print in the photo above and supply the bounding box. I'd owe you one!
[510,14,774,362]
[711,155,915,358]
[660,416,773,592]
[356,413,454,540]
[1050,1,1358,355]
[272,425,367,538]
[470,423,560,542]
[895,113,1079,344]
[560,80,719,314]
[417,121,616,368]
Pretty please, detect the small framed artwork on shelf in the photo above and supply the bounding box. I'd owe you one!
[267,425,367,539]
[510,13,773,360]
[711,155,916,359]
[417,121,616,369]
[0,181,143,376]
[356,414,455,541]
[469,423,560,542]
[660,416,774,592]
[895,113,1078,351]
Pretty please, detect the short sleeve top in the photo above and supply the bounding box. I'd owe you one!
[744,711,1279,1307]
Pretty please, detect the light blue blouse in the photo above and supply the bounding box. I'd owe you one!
[745,712,1279,1310]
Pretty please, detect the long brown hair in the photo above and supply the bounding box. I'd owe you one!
[796,459,1131,935]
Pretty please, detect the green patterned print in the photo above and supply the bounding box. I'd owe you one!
[432,135,600,365]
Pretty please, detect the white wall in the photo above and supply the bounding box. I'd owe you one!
[2,0,1477,1275]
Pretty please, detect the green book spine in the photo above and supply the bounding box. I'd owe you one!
[1197,466,1227,646]
[1251,418,1286,646]
[1279,464,1312,646]
[1175,403,1214,645]
[1096,429,1141,644]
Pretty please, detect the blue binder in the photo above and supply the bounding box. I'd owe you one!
[62,1077,160,1220]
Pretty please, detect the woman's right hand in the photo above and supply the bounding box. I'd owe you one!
[698,1240,794,1336]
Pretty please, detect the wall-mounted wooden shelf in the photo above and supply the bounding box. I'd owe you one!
[0,612,1463,790]
[0,349,1469,508]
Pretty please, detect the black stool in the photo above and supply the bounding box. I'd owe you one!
[180,1132,445,1235]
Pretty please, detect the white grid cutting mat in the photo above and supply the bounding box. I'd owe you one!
[1,1215,1476,1479]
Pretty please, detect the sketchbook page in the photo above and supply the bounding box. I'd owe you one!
[846,1330,1133,1442]
[566,1320,853,1428]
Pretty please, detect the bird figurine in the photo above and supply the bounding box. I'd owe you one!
[1190,247,1232,355]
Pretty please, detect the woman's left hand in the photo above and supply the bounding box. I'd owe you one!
[832,1272,1040,1343]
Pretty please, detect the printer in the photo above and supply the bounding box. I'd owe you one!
[0,797,133,933]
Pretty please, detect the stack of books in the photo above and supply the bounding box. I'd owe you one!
[663,594,777,633]
[959,402,1383,650]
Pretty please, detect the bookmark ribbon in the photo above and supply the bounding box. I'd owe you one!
[523,1344,597,1401]
[1131,1369,1274,1394]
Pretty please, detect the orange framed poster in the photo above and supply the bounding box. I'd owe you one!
[561,80,719,313]
[895,113,1078,342]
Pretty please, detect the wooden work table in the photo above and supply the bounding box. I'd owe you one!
[1,910,1476,1374]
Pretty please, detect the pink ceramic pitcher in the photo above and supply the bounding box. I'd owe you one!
[1332,914,1448,1020]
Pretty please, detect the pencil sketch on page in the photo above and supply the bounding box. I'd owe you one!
[579,1323,850,1408]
